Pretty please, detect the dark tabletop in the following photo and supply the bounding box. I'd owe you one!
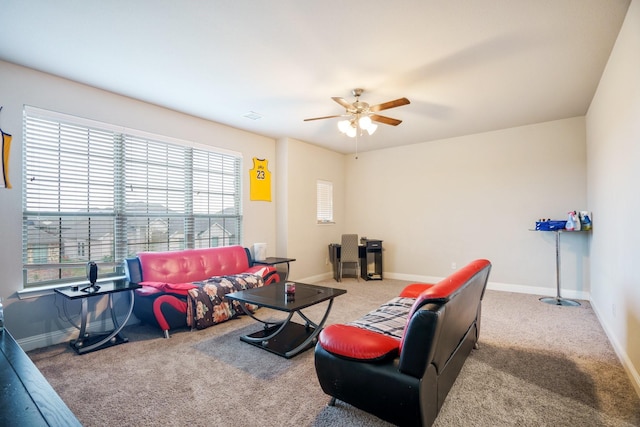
[54,280,141,300]
[226,282,346,311]
[253,257,297,265]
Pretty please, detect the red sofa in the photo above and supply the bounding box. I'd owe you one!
[125,246,280,338]
[314,259,492,427]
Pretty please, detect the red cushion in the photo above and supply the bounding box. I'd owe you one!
[399,283,434,298]
[139,281,197,296]
[245,265,276,277]
[138,246,250,283]
[318,324,400,362]
[135,286,163,296]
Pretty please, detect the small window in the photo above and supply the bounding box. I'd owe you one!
[317,180,334,224]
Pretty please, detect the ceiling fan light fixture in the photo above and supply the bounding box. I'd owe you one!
[304,88,409,142]
[358,115,372,130]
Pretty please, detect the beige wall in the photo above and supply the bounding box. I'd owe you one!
[277,137,345,282]
[343,118,589,296]
[0,61,277,343]
[586,0,640,395]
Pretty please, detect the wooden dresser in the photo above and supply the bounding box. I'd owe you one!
[0,329,81,426]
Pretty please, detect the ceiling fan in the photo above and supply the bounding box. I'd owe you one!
[304,88,410,137]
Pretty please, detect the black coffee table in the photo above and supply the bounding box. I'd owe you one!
[226,282,346,358]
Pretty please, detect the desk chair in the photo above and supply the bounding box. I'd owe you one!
[339,234,360,282]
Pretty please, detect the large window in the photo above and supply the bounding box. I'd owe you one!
[22,106,242,288]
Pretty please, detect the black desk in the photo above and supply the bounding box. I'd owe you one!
[55,280,140,354]
[0,329,81,426]
[328,239,383,281]
[253,257,296,281]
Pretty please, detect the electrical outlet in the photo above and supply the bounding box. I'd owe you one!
[451,262,457,270]
[325,257,329,265]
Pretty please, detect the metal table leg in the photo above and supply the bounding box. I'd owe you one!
[540,230,580,306]
[69,290,136,354]
[283,261,292,281]
[237,298,336,358]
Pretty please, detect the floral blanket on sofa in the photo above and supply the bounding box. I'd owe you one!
[186,273,264,330]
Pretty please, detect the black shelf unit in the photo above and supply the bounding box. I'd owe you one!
[360,239,383,280]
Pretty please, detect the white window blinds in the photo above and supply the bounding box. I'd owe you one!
[22,106,242,288]
[317,180,334,224]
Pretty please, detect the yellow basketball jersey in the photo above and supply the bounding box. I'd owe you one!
[249,157,271,201]
[1,129,11,189]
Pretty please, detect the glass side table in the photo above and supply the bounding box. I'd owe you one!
[253,257,296,281]
[55,280,141,354]
[531,229,590,306]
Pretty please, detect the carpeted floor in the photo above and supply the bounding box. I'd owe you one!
[28,278,640,426]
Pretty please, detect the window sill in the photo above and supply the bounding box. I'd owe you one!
[17,276,127,300]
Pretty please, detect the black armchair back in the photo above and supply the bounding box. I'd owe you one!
[314,259,492,426]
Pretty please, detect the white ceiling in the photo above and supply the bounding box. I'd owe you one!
[0,0,631,154]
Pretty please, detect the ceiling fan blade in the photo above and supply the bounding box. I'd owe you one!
[370,114,402,126]
[332,97,354,110]
[370,97,410,112]
[303,115,342,122]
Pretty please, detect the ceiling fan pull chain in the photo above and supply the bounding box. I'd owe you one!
[355,131,359,160]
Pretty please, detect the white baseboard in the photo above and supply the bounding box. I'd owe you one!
[17,326,80,352]
[312,271,591,301]
[298,272,334,284]
[590,300,640,399]
[17,318,141,352]
[384,272,591,300]
[384,272,442,284]
[485,281,590,301]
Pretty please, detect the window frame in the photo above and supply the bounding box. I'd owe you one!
[22,106,243,289]
[316,179,334,224]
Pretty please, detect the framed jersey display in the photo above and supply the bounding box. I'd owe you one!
[249,157,271,201]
